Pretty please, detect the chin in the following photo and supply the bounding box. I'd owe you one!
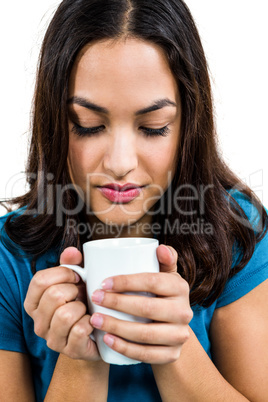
[96,212,143,227]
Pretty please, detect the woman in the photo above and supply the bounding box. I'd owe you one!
[0,0,267,400]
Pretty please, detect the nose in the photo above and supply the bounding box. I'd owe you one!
[103,129,138,178]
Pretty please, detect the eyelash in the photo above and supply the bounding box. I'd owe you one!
[71,123,170,138]
[71,124,105,136]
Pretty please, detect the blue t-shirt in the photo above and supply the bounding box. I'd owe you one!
[0,194,268,401]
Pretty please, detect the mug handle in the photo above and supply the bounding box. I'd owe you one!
[60,264,87,282]
[60,264,96,341]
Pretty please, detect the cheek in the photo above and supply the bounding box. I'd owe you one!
[144,140,178,179]
[68,139,101,183]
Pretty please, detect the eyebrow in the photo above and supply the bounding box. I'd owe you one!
[135,98,177,115]
[67,96,177,115]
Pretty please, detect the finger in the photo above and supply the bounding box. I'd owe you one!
[90,313,190,346]
[46,301,87,351]
[102,334,182,365]
[33,283,79,338]
[64,315,100,361]
[102,272,187,297]
[24,266,80,314]
[60,247,83,266]
[156,244,178,273]
[91,291,191,323]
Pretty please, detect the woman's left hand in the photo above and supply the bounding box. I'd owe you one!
[90,244,193,365]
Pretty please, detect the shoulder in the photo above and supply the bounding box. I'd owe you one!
[0,207,27,237]
[217,191,268,307]
[0,208,18,229]
[227,189,267,234]
[0,209,58,280]
[0,211,32,293]
[0,208,30,263]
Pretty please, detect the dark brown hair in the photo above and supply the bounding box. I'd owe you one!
[1,0,267,306]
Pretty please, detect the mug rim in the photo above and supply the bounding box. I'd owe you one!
[83,237,158,249]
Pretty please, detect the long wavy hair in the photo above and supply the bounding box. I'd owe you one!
[1,0,267,306]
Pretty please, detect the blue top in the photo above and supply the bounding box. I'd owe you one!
[0,193,268,401]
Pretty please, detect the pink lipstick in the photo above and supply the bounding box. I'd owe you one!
[98,183,143,203]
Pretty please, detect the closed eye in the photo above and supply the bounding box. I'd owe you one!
[71,123,105,137]
[140,125,170,137]
[71,123,170,138]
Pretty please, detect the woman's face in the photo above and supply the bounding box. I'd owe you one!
[68,38,181,231]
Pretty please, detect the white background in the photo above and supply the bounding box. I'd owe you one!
[0,0,267,215]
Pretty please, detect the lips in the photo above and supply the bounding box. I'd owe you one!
[98,183,144,203]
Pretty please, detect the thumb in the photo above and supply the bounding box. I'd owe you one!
[156,244,178,273]
[60,246,83,266]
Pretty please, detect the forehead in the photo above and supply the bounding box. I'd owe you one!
[69,38,179,104]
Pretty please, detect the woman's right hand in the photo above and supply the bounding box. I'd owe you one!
[24,247,101,361]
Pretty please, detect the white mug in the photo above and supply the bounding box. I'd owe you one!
[61,237,159,365]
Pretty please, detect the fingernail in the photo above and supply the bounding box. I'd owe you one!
[91,314,103,329]
[164,245,173,257]
[74,273,81,283]
[101,277,113,290]
[91,290,105,304]
[104,334,114,347]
